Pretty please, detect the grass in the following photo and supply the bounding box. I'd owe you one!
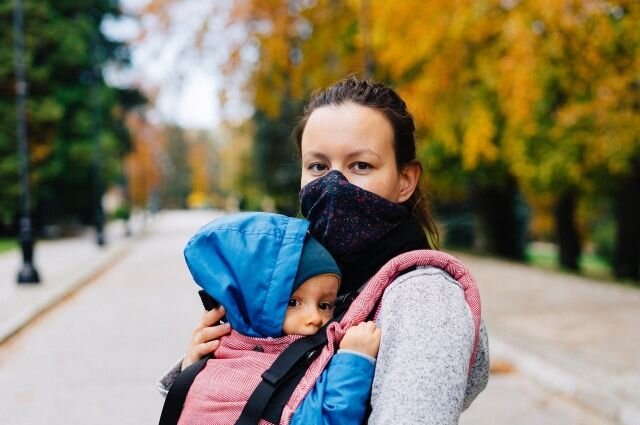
[525,242,613,280]
[0,238,18,254]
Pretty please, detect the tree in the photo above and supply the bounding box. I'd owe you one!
[491,0,640,276]
[124,111,164,209]
[0,0,143,234]
[135,0,640,279]
[367,0,640,273]
[225,0,367,212]
[364,0,529,259]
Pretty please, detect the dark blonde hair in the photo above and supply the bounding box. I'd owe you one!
[293,76,439,248]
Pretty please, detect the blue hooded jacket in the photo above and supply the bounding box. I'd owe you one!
[183,212,375,425]
[184,212,309,338]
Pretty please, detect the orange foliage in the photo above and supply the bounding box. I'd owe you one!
[136,0,640,205]
[124,113,164,207]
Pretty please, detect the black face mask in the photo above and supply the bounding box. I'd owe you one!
[300,170,409,259]
[300,170,430,295]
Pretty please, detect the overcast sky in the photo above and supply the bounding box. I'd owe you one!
[104,0,251,130]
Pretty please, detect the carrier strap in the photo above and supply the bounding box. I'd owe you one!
[158,290,219,425]
[158,353,212,425]
[251,266,417,424]
[235,320,334,425]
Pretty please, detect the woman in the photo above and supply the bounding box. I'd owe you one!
[161,77,489,424]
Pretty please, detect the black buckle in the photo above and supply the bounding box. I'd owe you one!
[261,370,279,386]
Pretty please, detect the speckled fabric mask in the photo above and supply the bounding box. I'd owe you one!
[299,170,409,259]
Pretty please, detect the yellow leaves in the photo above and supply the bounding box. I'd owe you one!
[187,191,210,209]
[370,0,454,80]
[188,139,210,196]
[525,192,555,239]
[498,10,541,127]
[138,0,640,200]
[124,113,164,207]
[216,122,254,194]
[462,103,498,170]
[502,129,534,184]
[31,144,53,164]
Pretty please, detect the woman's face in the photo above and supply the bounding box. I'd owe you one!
[300,102,418,203]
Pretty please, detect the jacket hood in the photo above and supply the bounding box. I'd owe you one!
[184,212,309,338]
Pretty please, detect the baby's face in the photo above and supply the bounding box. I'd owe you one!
[282,274,340,336]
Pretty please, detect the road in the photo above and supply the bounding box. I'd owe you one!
[0,210,614,424]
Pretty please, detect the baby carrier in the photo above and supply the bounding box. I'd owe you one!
[159,248,481,425]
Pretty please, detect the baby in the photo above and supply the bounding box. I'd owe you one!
[175,212,380,425]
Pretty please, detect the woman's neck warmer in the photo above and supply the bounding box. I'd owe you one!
[300,170,429,295]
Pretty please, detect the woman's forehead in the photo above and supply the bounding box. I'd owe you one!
[301,103,394,154]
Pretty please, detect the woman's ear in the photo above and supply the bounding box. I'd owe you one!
[398,161,421,203]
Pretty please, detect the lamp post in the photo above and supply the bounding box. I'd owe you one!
[91,11,105,247]
[14,0,40,284]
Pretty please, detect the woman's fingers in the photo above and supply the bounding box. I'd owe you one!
[192,322,231,345]
[200,306,226,328]
[182,308,231,370]
[182,340,220,370]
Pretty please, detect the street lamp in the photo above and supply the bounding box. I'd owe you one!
[13,0,40,283]
[91,10,105,247]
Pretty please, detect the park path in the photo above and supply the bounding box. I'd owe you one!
[457,252,640,425]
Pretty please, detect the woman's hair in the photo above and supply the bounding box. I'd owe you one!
[293,76,440,248]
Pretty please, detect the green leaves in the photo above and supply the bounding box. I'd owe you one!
[0,0,143,231]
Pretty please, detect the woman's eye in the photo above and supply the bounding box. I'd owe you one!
[308,163,328,172]
[319,302,335,311]
[288,299,300,307]
[351,162,371,171]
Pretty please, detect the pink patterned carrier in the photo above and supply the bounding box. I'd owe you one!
[179,250,481,425]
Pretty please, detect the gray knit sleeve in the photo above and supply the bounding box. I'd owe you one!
[369,267,476,425]
[462,319,489,410]
[157,358,183,396]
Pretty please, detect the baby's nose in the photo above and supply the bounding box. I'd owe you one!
[306,308,323,326]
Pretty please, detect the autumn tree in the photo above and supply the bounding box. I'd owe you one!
[224,0,368,212]
[368,0,640,274]
[486,0,640,277]
[135,0,640,279]
[124,112,164,209]
[362,0,528,259]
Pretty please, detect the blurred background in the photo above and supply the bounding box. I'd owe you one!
[1,1,639,424]
[2,0,640,282]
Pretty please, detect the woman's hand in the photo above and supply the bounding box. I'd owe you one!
[181,306,231,370]
[339,321,381,358]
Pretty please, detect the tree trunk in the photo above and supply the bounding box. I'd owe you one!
[613,167,640,280]
[473,177,526,261]
[554,190,581,271]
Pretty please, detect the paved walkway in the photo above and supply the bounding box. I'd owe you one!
[457,253,640,425]
[0,213,152,344]
[0,212,638,424]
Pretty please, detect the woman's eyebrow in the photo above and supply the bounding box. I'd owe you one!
[302,151,330,161]
[345,148,382,160]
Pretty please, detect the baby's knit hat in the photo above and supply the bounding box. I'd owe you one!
[292,235,341,293]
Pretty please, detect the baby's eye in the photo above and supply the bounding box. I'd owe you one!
[319,302,335,311]
[288,299,300,308]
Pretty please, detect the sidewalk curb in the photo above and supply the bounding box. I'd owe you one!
[0,230,146,345]
[491,333,640,425]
